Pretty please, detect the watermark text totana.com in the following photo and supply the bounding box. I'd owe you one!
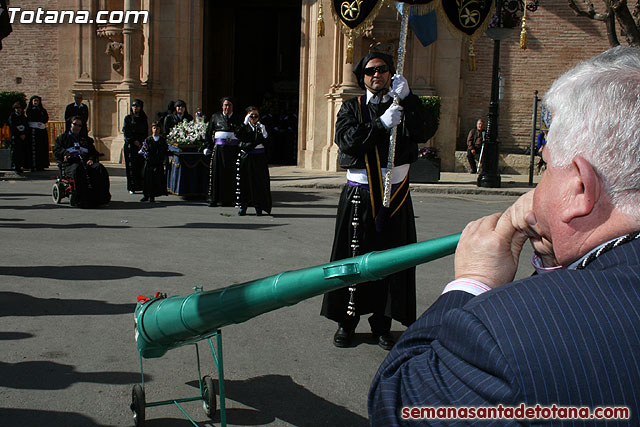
[6,7,148,25]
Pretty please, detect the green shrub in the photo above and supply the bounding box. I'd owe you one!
[0,91,27,127]
[419,95,441,141]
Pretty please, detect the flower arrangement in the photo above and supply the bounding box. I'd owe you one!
[167,119,207,147]
[417,146,439,160]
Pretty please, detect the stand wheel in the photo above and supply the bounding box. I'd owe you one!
[130,384,145,426]
[202,375,217,418]
[52,182,63,204]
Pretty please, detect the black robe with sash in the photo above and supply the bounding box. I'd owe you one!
[26,104,50,170]
[321,91,434,328]
[205,112,242,206]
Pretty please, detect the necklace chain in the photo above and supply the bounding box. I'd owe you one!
[576,231,640,270]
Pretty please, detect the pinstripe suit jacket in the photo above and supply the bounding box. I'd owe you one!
[369,238,640,426]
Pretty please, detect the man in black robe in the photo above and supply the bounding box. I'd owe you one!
[54,116,111,207]
[64,93,89,138]
[204,97,242,207]
[321,52,435,350]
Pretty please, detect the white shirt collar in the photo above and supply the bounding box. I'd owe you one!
[366,89,391,105]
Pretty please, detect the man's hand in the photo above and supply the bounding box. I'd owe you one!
[454,210,529,288]
[379,104,403,129]
[86,159,94,166]
[390,74,410,100]
[507,190,558,268]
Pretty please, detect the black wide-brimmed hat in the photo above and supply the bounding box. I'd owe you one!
[352,52,396,90]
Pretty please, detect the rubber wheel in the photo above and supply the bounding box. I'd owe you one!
[131,384,145,426]
[52,183,63,204]
[202,375,217,418]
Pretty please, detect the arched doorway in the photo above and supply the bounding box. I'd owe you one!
[203,0,301,164]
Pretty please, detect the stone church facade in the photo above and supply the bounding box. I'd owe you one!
[0,0,610,172]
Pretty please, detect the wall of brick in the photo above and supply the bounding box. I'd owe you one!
[459,2,611,153]
[0,0,61,121]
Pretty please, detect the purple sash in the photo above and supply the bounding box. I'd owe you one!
[215,138,239,146]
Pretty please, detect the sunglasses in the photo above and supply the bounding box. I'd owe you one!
[72,123,82,127]
[132,104,140,107]
[249,114,259,118]
[363,65,390,76]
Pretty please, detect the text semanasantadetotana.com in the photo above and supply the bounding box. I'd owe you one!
[402,404,630,421]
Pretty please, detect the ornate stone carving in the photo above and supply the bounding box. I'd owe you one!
[97,25,124,73]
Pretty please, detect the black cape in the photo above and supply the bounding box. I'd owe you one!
[122,112,149,192]
[236,123,272,213]
[140,136,168,197]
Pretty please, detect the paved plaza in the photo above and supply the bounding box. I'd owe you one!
[0,165,535,426]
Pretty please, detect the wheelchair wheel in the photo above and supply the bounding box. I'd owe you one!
[52,182,63,204]
[131,384,146,426]
[202,375,217,418]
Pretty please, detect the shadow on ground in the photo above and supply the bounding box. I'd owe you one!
[0,408,105,426]
[184,374,368,426]
[0,265,182,280]
[0,360,145,390]
[0,292,137,316]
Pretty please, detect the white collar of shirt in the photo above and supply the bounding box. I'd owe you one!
[366,89,391,105]
[74,103,83,108]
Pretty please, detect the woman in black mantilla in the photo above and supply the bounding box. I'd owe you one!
[26,95,50,171]
[235,106,272,216]
[8,101,28,174]
[122,99,148,193]
[320,52,435,350]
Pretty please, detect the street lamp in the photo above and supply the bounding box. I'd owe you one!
[478,0,539,188]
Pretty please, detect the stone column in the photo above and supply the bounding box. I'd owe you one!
[122,0,142,86]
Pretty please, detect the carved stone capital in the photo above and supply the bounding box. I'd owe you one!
[97,25,124,74]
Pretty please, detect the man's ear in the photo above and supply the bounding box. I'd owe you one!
[560,155,600,223]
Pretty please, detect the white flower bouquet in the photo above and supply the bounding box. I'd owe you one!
[167,119,207,148]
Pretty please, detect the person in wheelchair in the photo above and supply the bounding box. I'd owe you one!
[53,116,111,207]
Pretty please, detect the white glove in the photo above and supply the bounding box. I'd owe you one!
[390,74,410,100]
[259,123,268,138]
[244,113,251,125]
[203,148,212,155]
[379,104,403,129]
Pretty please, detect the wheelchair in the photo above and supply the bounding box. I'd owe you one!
[52,163,77,206]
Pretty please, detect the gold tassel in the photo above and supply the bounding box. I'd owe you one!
[346,30,354,64]
[317,1,325,37]
[520,0,528,49]
[468,40,477,71]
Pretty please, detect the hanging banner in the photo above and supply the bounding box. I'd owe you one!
[439,0,494,38]
[332,0,385,31]
[331,0,386,62]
